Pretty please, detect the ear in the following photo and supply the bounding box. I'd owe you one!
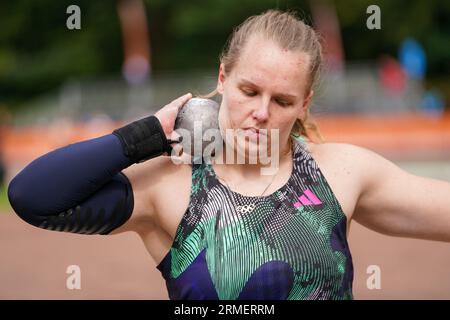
[303,90,314,111]
[217,63,226,94]
[297,90,313,121]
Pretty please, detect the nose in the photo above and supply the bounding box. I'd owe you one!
[252,97,270,122]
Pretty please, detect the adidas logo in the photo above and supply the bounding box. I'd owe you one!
[294,189,322,208]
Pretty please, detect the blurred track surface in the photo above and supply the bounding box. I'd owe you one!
[1,160,450,299]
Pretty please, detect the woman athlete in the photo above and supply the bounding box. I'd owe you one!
[7,10,450,300]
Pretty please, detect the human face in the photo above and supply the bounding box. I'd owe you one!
[217,34,313,162]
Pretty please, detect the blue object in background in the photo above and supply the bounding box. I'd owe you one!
[399,38,427,80]
[422,90,445,118]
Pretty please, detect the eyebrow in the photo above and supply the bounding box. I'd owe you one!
[238,78,298,100]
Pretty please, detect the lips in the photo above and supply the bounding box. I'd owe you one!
[244,127,259,133]
[242,127,260,137]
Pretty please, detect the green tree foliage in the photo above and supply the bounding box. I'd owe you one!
[0,0,123,106]
[0,0,448,107]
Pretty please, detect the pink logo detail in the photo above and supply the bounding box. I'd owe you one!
[294,189,322,208]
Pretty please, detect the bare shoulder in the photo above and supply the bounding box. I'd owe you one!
[307,140,372,156]
[304,141,398,221]
[309,141,402,185]
[307,141,392,171]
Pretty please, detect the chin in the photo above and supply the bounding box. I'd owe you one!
[235,140,273,163]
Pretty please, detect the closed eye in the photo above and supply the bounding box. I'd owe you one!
[275,99,292,107]
[240,88,257,97]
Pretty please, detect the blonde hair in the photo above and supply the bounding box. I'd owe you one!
[202,9,324,143]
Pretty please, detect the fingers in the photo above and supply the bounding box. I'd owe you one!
[168,130,182,144]
[169,93,192,111]
[154,92,192,125]
[169,131,184,157]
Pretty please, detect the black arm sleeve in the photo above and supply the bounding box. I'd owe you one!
[30,172,134,235]
[7,115,171,235]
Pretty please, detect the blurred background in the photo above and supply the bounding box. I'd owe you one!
[1,0,450,299]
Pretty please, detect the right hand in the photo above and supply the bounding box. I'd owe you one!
[154,93,192,139]
[155,93,192,156]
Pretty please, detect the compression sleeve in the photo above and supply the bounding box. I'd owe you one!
[7,134,135,234]
[8,114,174,235]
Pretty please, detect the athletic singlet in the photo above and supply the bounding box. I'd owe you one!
[156,137,353,300]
